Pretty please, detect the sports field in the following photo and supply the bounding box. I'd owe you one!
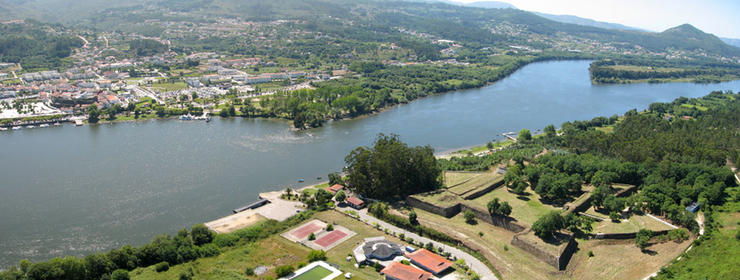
[291,265,332,280]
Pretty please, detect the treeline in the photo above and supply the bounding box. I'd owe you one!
[589,59,740,84]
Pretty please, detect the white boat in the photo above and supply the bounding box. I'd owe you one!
[179,114,194,120]
[53,122,61,126]
[39,124,50,128]
[26,125,35,129]
[12,126,21,130]
[0,127,7,131]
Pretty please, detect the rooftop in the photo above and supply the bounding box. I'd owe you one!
[380,262,432,280]
[406,248,453,275]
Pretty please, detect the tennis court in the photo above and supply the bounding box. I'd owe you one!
[315,230,348,247]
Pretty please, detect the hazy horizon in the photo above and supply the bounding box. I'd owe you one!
[450,0,740,39]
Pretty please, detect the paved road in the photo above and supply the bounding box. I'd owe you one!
[338,205,498,280]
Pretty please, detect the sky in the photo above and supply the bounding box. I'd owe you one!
[450,0,740,39]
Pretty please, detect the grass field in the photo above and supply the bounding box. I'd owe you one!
[291,265,332,280]
[652,211,740,279]
[411,190,462,207]
[586,208,675,234]
[470,186,558,226]
[149,81,188,92]
[444,171,481,187]
[447,172,503,195]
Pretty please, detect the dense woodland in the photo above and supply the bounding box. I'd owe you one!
[0,21,83,70]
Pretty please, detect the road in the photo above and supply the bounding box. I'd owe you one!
[76,35,89,48]
[339,205,498,280]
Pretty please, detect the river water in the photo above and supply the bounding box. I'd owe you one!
[1,60,739,267]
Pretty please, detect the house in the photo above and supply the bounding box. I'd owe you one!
[346,196,365,210]
[353,237,404,264]
[380,262,431,280]
[406,248,453,276]
[325,184,344,194]
[686,202,700,213]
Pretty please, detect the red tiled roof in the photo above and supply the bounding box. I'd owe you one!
[407,249,453,275]
[346,196,364,206]
[381,262,431,280]
[325,184,344,194]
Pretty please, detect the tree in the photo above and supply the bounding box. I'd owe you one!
[228,106,236,117]
[191,92,198,100]
[635,229,653,250]
[532,211,565,239]
[409,211,418,224]
[487,198,501,215]
[328,172,342,186]
[156,106,167,117]
[308,232,316,241]
[544,124,556,137]
[464,209,476,224]
[88,106,100,123]
[498,202,512,216]
[518,129,532,141]
[219,109,229,118]
[190,224,214,246]
[344,134,441,199]
[334,190,346,203]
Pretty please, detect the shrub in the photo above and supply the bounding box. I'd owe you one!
[503,245,509,251]
[198,243,221,258]
[399,233,405,241]
[478,231,484,237]
[326,224,334,231]
[400,260,410,265]
[374,262,381,272]
[212,233,239,248]
[609,212,620,221]
[308,232,316,241]
[155,262,169,272]
[275,265,294,278]
[464,210,476,224]
[588,251,594,257]
[179,271,192,280]
[245,267,254,276]
[307,250,327,262]
[297,262,307,268]
[111,269,130,280]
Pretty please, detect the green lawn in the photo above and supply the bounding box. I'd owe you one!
[291,266,332,280]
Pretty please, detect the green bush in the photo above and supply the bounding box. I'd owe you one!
[245,266,254,276]
[308,232,316,240]
[212,233,239,248]
[155,262,170,272]
[307,250,327,262]
[275,265,295,278]
[111,269,130,280]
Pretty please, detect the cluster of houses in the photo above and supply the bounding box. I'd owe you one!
[351,237,454,280]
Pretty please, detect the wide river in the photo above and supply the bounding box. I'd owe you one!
[1,60,739,267]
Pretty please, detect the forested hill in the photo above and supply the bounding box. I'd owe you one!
[2,0,739,60]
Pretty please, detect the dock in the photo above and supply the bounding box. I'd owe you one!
[233,198,269,213]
